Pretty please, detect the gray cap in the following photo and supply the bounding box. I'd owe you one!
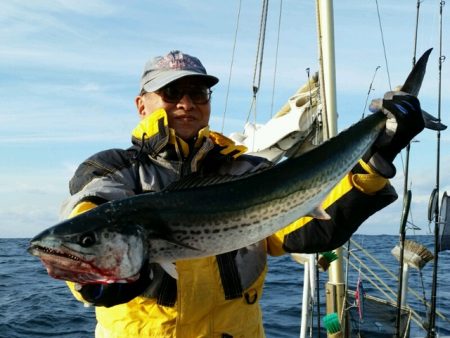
[140,50,219,93]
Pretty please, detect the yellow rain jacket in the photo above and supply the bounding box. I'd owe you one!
[64,109,397,338]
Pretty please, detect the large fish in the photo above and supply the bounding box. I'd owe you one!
[27,49,433,285]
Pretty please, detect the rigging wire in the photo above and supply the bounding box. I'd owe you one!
[374,0,392,91]
[221,0,243,133]
[412,1,425,67]
[253,0,269,94]
[245,0,269,127]
[270,0,283,118]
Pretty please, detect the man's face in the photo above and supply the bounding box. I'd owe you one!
[135,77,211,141]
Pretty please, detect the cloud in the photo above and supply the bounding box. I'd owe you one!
[0,208,60,238]
[0,170,69,238]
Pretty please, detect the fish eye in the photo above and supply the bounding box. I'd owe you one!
[79,232,96,247]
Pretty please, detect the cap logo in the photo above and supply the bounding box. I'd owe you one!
[155,51,206,74]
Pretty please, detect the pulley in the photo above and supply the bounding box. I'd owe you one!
[439,192,450,251]
[427,188,438,223]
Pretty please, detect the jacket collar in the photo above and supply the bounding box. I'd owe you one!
[131,108,210,158]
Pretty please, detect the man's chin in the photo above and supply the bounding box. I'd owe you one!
[173,125,202,141]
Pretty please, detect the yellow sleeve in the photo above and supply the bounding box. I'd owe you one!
[68,200,98,218]
[66,201,98,303]
[351,159,389,195]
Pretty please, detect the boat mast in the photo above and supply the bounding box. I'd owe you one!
[317,0,338,139]
[316,0,343,326]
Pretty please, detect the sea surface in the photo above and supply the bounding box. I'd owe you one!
[1,235,449,337]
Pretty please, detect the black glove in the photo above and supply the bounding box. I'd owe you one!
[367,91,424,177]
[77,263,153,308]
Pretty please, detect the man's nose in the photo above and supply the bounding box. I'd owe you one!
[177,94,195,109]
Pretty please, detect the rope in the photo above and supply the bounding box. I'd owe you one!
[221,0,242,133]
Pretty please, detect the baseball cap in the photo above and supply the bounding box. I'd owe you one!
[140,50,219,93]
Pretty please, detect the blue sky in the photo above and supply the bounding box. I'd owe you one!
[1,1,449,237]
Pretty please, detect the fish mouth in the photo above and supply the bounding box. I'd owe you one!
[29,244,107,284]
[29,244,83,262]
[28,244,140,284]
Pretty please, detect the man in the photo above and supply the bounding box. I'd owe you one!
[64,50,424,337]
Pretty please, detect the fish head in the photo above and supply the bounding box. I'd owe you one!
[28,221,146,285]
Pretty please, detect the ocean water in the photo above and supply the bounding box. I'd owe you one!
[1,236,449,337]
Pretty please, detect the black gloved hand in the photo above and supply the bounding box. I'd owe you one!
[77,263,153,308]
[367,91,424,177]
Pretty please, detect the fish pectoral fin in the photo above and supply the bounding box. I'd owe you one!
[307,206,331,220]
[160,236,200,251]
[159,262,179,279]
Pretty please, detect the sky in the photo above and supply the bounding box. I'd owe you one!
[1,0,449,238]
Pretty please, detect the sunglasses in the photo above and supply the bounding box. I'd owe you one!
[156,85,212,104]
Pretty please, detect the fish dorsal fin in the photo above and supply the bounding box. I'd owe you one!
[162,169,268,192]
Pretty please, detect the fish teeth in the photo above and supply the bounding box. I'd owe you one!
[36,245,81,261]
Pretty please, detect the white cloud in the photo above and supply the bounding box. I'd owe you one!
[0,168,70,238]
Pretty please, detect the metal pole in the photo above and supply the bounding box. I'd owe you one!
[427,2,445,336]
[300,260,311,338]
[395,190,412,337]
